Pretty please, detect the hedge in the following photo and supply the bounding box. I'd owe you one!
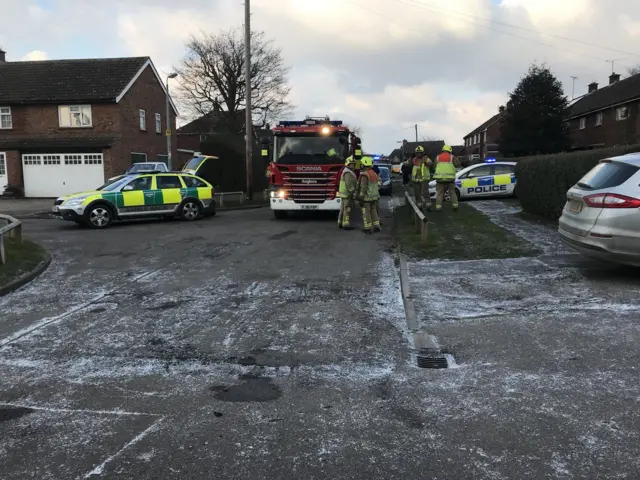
[515,144,640,220]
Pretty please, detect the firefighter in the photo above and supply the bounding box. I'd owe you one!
[411,146,433,211]
[433,144,461,211]
[356,156,380,234]
[337,156,357,230]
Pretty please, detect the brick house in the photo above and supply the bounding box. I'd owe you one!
[0,51,178,197]
[462,106,506,160]
[568,72,640,149]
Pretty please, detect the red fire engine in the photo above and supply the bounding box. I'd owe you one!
[261,116,362,219]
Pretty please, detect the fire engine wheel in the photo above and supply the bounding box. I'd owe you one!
[274,210,288,219]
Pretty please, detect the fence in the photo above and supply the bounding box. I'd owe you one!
[0,214,23,265]
[403,191,429,245]
[214,191,244,207]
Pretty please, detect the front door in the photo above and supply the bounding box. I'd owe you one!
[0,152,7,189]
[112,175,154,216]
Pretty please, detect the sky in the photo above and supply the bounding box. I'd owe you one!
[1,0,640,154]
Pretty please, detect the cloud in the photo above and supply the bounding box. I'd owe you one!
[21,50,48,61]
[2,0,640,153]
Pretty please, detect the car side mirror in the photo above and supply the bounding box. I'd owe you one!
[123,185,134,191]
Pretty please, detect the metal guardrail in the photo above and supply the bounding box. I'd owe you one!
[404,191,429,245]
[214,191,244,207]
[0,214,23,265]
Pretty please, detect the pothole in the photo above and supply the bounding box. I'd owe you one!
[0,407,35,423]
[210,375,282,402]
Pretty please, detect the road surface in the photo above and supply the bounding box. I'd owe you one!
[1,200,639,479]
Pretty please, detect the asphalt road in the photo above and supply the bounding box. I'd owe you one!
[1,199,639,479]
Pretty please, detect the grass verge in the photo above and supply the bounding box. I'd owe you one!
[394,202,541,261]
[0,238,48,288]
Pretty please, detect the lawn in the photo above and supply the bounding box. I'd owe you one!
[393,200,541,261]
[0,238,48,288]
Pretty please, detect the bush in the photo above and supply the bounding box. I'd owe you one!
[515,144,640,219]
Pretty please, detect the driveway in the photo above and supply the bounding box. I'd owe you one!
[1,200,639,479]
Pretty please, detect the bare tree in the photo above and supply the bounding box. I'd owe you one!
[350,125,363,137]
[421,135,441,142]
[627,65,640,76]
[176,27,293,134]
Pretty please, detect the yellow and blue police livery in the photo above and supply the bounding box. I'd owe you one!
[429,160,516,200]
[52,172,216,229]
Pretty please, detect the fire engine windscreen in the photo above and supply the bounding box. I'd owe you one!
[274,136,349,165]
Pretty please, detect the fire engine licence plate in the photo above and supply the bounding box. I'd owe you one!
[301,205,318,210]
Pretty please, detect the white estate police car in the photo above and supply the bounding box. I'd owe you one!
[429,159,517,201]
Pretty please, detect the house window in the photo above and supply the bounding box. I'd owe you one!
[579,117,586,130]
[616,106,629,121]
[0,107,12,129]
[139,109,146,130]
[155,113,161,134]
[595,112,603,126]
[59,105,92,127]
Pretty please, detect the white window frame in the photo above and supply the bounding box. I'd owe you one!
[139,109,146,130]
[0,152,6,176]
[616,106,629,121]
[0,107,12,129]
[595,112,603,126]
[579,117,586,130]
[155,113,162,134]
[58,105,92,128]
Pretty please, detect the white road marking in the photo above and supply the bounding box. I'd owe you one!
[0,402,162,417]
[0,269,161,349]
[80,417,165,479]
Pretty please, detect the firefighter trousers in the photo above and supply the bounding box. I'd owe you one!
[361,201,380,231]
[435,182,458,210]
[338,197,354,227]
[412,181,431,209]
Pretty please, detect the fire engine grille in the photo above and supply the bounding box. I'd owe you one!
[281,171,339,203]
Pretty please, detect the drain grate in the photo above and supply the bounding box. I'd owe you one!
[416,351,449,369]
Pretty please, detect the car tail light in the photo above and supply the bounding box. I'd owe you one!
[583,193,640,208]
[211,187,215,197]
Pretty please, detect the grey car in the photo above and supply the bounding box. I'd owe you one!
[558,153,640,266]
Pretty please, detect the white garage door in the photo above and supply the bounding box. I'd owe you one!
[22,153,105,198]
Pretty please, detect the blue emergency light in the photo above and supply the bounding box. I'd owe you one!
[372,155,381,160]
[485,158,496,163]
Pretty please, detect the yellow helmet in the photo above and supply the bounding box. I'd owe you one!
[345,156,355,166]
[415,146,425,153]
[360,156,373,167]
[442,144,452,153]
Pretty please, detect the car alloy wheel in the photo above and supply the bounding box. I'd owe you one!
[182,201,200,220]
[89,207,111,228]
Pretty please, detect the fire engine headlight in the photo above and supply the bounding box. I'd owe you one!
[321,126,330,135]
[278,190,285,198]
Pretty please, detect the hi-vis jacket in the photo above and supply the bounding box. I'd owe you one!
[433,152,459,182]
[357,169,381,202]
[338,167,357,199]
[411,156,432,182]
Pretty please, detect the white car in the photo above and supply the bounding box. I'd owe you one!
[107,162,169,182]
[429,160,517,201]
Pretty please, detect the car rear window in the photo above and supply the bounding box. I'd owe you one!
[182,176,207,187]
[576,160,639,190]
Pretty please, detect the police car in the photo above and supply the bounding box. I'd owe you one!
[52,172,216,229]
[429,159,516,201]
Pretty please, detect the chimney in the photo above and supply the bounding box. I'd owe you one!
[609,73,620,85]
[499,105,505,113]
[0,49,6,63]
[588,82,598,93]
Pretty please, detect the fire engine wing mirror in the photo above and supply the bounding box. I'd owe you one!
[338,136,347,145]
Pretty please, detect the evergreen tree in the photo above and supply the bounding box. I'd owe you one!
[500,64,570,156]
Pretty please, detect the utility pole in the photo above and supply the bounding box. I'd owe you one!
[570,76,578,100]
[414,124,418,142]
[244,0,253,200]
[165,73,178,170]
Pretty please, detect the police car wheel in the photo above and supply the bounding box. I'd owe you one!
[180,200,202,221]
[86,204,113,229]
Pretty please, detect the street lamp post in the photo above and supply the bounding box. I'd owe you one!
[166,72,178,170]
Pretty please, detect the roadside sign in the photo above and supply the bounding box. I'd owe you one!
[165,129,171,136]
